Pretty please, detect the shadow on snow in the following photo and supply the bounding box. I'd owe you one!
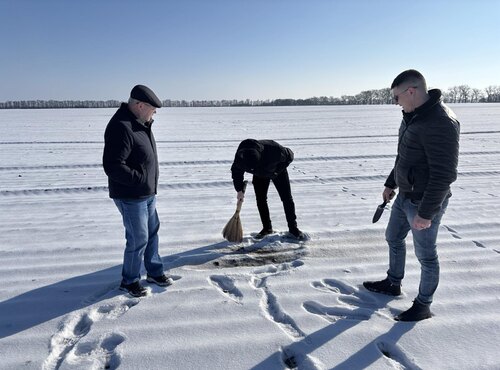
[0,235,304,339]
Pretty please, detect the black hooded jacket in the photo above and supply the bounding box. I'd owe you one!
[103,103,159,199]
[231,139,294,191]
[384,89,460,219]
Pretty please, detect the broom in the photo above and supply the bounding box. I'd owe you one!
[222,180,248,242]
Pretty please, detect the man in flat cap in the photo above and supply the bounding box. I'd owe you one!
[103,84,172,297]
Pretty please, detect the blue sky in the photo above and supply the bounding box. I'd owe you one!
[1,0,498,101]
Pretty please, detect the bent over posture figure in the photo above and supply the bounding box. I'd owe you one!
[103,85,173,297]
[231,139,304,240]
[363,70,460,321]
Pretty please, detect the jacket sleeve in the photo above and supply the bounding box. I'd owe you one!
[231,162,246,192]
[384,167,397,189]
[103,123,144,186]
[276,147,294,174]
[418,118,459,219]
[385,121,405,189]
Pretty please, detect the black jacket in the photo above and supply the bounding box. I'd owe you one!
[103,103,159,199]
[231,139,294,191]
[385,89,460,219]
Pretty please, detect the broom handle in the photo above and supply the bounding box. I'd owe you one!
[235,180,248,212]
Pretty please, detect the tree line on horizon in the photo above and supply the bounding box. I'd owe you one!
[1,85,499,109]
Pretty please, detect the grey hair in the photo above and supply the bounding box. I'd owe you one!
[128,97,141,105]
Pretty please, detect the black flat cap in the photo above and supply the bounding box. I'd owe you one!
[130,84,162,108]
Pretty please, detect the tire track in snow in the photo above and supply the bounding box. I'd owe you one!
[0,129,497,146]
[3,170,500,197]
[1,149,499,171]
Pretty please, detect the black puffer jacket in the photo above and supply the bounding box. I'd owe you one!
[231,139,294,191]
[385,89,460,219]
[103,103,159,199]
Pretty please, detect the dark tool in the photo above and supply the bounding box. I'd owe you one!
[372,200,388,223]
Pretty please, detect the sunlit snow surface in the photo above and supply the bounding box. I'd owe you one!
[0,104,499,369]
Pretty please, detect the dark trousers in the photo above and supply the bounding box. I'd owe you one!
[252,169,297,231]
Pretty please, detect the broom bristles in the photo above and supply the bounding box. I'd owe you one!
[222,210,243,242]
[222,181,247,242]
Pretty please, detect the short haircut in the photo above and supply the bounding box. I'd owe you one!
[391,69,427,91]
[237,148,260,168]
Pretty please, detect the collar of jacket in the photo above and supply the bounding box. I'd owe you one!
[402,88,442,123]
[119,102,154,128]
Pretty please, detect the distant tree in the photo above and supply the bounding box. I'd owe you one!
[339,95,353,105]
[457,85,471,103]
[484,85,500,102]
[356,90,372,105]
[471,88,483,103]
[444,87,456,103]
[3,84,500,109]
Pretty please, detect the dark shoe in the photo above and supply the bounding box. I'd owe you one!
[288,227,305,240]
[254,228,274,240]
[120,281,148,297]
[147,274,173,287]
[363,277,401,296]
[395,300,432,322]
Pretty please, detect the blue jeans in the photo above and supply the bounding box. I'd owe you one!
[114,195,164,285]
[385,193,449,305]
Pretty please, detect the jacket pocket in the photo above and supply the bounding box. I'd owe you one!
[138,164,147,184]
[407,168,415,188]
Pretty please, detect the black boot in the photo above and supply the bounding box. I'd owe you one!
[363,277,401,296]
[288,227,305,241]
[395,300,432,322]
[254,227,274,240]
[120,281,148,297]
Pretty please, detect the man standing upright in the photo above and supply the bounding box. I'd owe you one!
[103,85,172,297]
[363,70,460,321]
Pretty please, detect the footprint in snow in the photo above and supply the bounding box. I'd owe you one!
[305,279,390,322]
[43,296,140,370]
[303,300,375,322]
[443,225,462,239]
[43,312,94,370]
[66,332,126,370]
[208,275,243,303]
[472,240,486,249]
[377,341,420,370]
[253,260,304,276]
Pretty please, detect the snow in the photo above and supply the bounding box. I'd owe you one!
[0,104,499,370]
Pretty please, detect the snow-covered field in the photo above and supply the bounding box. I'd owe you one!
[0,104,499,370]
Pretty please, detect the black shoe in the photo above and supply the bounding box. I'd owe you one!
[288,227,305,240]
[395,300,432,322]
[146,274,173,287]
[120,281,148,297]
[363,277,401,296]
[254,228,273,240]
